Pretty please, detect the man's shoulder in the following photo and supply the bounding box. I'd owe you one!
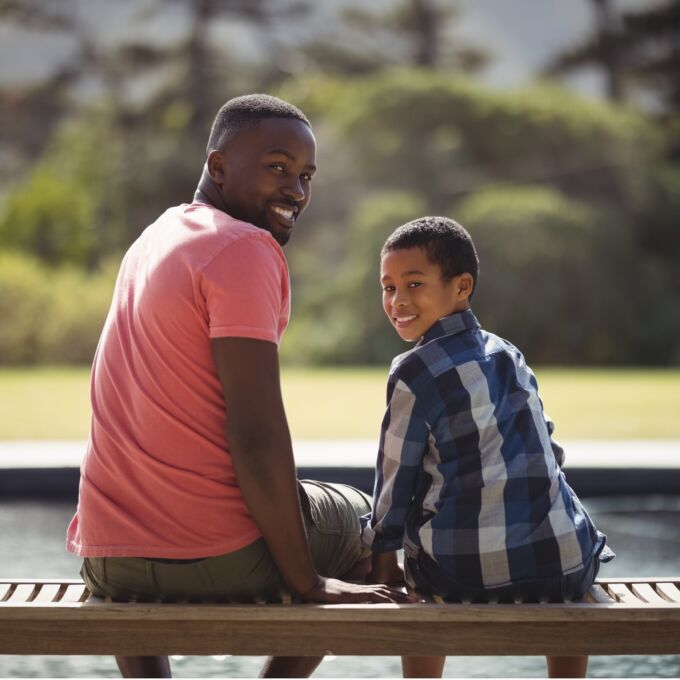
[159,203,286,271]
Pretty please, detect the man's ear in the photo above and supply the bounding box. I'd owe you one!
[206,150,225,184]
[454,273,474,301]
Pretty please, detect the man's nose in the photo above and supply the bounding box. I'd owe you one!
[281,178,305,202]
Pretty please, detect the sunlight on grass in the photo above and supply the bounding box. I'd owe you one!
[0,366,678,440]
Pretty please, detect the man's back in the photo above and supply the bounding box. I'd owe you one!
[67,202,290,559]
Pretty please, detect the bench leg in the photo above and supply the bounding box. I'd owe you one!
[115,655,172,678]
[546,655,588,678]
[260,656,324,678]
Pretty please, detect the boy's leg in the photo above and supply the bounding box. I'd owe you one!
[546,656,588,678]
[402,656,446,678]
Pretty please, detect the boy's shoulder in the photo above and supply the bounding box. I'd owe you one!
[388,320,530,392]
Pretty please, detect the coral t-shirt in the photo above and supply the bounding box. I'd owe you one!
[66,203,290,558]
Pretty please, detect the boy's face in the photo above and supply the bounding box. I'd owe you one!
[380,247,472,342]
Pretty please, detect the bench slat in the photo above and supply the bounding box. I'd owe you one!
[59,584,90,603]
[4,584,36,603]
[0,583,15,602]
[631,583,669,605]
[607,583,640,604]
[657,582,680,603]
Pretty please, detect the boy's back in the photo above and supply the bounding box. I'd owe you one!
[366,308,599,590]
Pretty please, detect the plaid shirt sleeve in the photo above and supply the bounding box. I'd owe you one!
[362,374,429,553]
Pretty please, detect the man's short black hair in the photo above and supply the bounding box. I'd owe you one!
[382,216,479,296]
[206,94,311,154]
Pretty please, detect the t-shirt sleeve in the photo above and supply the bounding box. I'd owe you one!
[200,235,289,344]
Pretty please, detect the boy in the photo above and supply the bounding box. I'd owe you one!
[362,216,613,678]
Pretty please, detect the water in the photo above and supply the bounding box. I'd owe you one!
[1,496,679,678]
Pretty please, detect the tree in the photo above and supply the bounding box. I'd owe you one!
[295,0,490,77]
[546,0,680,116]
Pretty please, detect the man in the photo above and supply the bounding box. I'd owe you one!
[67,95,408,678]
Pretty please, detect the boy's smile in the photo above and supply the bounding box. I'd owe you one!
[381,247,471,342]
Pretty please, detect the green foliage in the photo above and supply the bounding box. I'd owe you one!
[0,108,127,267]
[0,166,94,266]
[288,69,659,217]
[458,185,680,364]
[0,252,116,365]
[280,69,678,364]
[0,253,51,363]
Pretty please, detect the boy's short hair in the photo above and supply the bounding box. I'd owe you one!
[206,94,311,154]
[382,216,479,296]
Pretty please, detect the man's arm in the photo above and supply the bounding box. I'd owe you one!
[211,336,410,604]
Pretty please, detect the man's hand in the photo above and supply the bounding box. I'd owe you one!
[300,576,415,604]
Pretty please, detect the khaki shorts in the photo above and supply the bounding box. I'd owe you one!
[81,480,371,603]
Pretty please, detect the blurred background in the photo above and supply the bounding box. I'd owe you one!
[1,2,680,678]
[1,0,679,370]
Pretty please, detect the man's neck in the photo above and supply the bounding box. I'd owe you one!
[193,165,225,211]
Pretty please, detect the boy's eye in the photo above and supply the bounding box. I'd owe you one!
[270,163,285,172]
[382,285,395,293]
[301,173,313,182]
[408,281,422,288]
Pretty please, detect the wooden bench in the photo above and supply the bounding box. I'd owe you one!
[1,578,679,658]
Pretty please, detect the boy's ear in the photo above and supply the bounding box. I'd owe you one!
[454,273,474,301]
[206,150,225,184]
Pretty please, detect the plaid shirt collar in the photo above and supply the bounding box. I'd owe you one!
[418,308,481,347]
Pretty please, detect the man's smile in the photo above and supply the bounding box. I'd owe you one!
[269,203,299,226]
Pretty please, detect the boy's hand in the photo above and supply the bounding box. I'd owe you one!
[299,576,415,604]
[366,551,406,587]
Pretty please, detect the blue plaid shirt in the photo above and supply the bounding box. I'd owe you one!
[362,309,603,589]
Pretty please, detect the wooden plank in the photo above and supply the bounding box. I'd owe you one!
[0,615,678,656]
[2,601,677,624]
[631,582,669,605]
[657,582,680,603]
[607,583,640,604]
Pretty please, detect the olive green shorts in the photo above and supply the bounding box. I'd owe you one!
[81,480,371,602]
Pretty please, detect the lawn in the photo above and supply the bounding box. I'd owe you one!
[0,366,678,440]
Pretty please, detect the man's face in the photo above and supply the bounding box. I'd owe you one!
[213,117,316,246]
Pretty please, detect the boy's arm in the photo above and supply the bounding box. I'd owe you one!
[363,377,429,554]
[545,412,565,468]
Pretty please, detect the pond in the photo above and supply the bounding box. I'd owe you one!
[1,495,679,678]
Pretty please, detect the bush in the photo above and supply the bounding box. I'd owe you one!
[40,260,118,364]
[0,253,51,364]
[0,252,117,365]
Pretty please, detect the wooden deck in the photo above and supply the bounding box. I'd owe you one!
[1,578,680,657]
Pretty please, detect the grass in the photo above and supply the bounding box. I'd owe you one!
[0,366,679,441]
